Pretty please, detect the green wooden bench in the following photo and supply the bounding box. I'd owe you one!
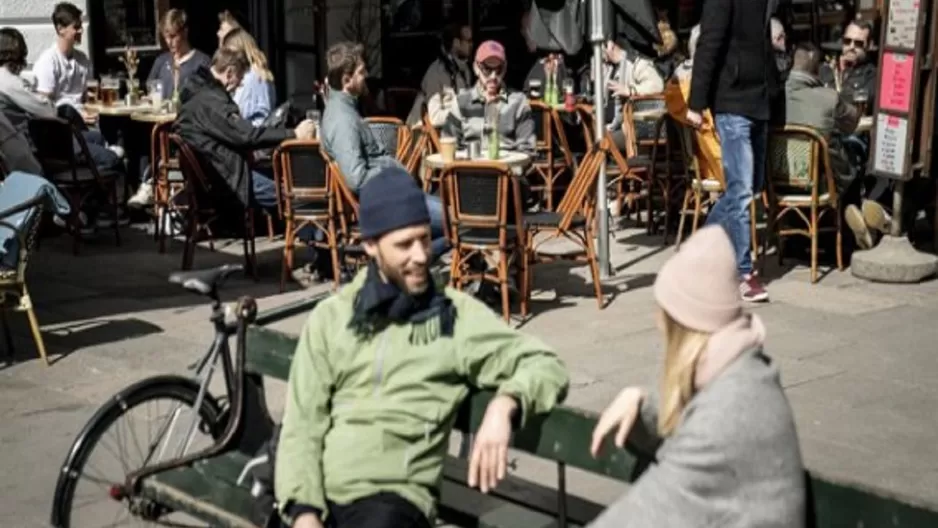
[138,301,938,528]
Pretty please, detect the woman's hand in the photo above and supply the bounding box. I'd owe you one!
[590,387,645,458]
[606,81,631,99]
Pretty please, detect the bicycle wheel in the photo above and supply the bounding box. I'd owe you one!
[51,375,224,528]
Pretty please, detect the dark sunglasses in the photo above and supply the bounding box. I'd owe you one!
[842,38,867,48]
[478,63,504,76]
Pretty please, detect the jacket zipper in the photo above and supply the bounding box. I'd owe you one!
[373,333,389,397]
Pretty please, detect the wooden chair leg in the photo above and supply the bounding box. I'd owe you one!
[691,188,704,236]
[111,182,122,247]
[676,188,692,250]
[584,230,604,309]
[810,204,819,284]
[182,211,198,270]
[22,288,48,366]
[835,206,844,271]
[245,209,258,281]
[498,251,511,322]
[280,217,294,293]
[266,212,275,241]
[517,244,529,318]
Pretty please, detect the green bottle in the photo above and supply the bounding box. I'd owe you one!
[488,122,500,160]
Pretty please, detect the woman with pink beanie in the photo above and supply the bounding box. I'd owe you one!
[587,225,806,527]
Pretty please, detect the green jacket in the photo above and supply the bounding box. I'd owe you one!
[275,270,569,522]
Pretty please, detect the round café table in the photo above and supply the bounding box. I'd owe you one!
[425,150,532,173]
[422,150,532,192]
[85,102,154,116]
[131,111,177,124]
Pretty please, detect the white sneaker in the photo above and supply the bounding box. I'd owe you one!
[127,183,154,209]
[107,145,125,159]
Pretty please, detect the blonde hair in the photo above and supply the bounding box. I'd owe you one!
[657,309,711,437]
[223,28,273,82]
[160,8,188,34]
[218,10,242,29]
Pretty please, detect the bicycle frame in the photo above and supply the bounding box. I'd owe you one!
[121,295,276,495]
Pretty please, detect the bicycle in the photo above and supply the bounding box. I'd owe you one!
[50,263,274,527]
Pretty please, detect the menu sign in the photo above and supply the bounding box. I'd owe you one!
[872,114,910,177]
[879,52,915,112]
[885,0,921,49]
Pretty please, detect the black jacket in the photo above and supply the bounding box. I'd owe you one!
[174,67,294,206]
[689,0,779,121]
[819,62,877,115]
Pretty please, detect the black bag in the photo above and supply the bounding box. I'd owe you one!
[527,0,586,56]
[252,103,297,163]
[246,423,285,528]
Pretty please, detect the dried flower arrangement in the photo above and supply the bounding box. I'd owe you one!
[119,44,140,95]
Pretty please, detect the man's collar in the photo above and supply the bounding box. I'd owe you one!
[329,89,358,107]
[788,69,822,87]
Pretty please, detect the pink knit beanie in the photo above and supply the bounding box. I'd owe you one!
[654,225,741,333]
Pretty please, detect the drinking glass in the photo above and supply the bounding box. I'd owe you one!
[147,80,163,110]
[853,88,870,115]
[101,77,120,106]
[527,79,542,99]
[306,109,321,138]
[85,79,99,104]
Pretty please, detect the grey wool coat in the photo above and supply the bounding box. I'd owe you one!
[589,350,806,527]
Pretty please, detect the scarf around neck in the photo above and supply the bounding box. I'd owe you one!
[349,261,455,340]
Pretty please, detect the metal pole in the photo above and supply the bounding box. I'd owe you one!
[891,180,904,237]
[591,0,612,278]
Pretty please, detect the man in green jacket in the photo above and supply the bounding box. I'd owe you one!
[275,166,570,528]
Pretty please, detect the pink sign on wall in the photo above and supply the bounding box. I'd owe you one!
[879,52,915,112]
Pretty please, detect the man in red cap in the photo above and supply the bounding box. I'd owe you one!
[441,39,535,155]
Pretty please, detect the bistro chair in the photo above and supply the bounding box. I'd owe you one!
[28,117,122,254]
[577,103,651,225]
[441,161,527,321]
[528,100,575,211]
[401,124,430,180]
[272,139,341,292]
[762,125,843,283]
[168,134,258,278]
[149,120,186,253]
[524,145,605,311]
[366,116,411,161]
[0,178,63,366]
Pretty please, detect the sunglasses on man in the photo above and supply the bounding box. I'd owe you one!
[477,63,505,77]
[842,38,867,48]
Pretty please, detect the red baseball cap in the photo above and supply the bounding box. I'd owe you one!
[475,40,506,65]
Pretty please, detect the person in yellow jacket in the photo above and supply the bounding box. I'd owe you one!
[275,166,570,528]
[665,24,724,186]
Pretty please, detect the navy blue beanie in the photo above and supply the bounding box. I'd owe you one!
[359,166,430,240]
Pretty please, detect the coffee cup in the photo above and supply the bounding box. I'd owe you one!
[439,136,457,163]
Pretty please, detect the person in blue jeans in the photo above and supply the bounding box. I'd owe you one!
[685,0,780,302]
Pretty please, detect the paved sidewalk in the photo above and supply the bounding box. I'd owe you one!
[2,227,938,526]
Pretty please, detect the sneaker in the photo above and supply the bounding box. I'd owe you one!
[107,144,125,159]
[739,274,769,303]
[96,208,131,228]
[127,183,154,209]
[845,204,873,250]
[861,200,891,234]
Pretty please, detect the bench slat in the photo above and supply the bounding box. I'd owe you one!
[245,325,298,381]
[457,391,646,483]
[139,452,260,528]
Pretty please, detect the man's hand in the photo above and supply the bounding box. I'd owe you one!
[685,109,703,129]
[468,394,517,493]
[590,387,644,458]
[295,119,316,140]
[293,513,324,528]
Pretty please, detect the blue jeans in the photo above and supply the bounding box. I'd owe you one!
[706,114,767,276]
[251,171,278,209]
[424,193,449,259]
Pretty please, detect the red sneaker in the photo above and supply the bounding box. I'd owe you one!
[739,274,769,303]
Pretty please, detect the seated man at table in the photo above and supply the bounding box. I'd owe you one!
[819,19,877,114]
[441,40,535,155]
[321,41,447,259]
[275,169,569,528]
[779,42,890,250]
[174,47,315,215]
